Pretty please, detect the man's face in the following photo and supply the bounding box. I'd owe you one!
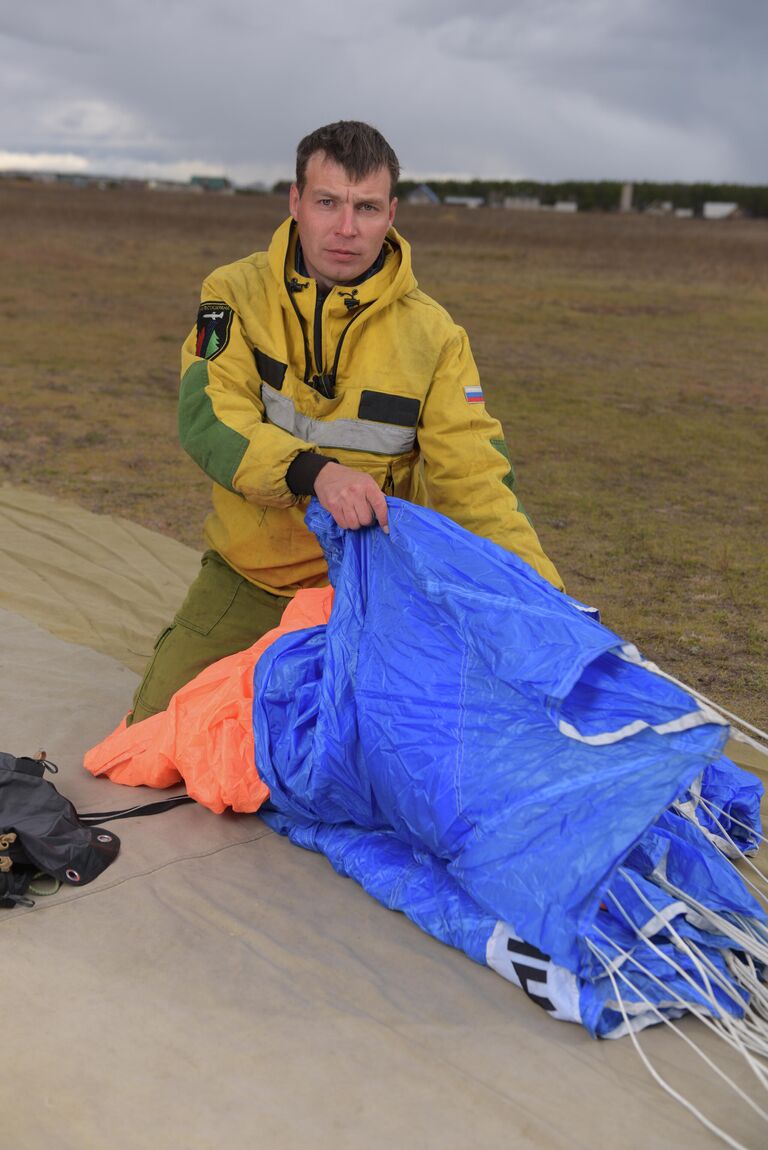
[289,152,397,290]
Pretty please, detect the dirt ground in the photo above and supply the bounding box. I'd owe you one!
[2,181,767,729]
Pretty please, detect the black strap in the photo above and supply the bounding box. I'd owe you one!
[79,795,195,825]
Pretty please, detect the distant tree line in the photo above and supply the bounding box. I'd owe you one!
[395,179,768,217]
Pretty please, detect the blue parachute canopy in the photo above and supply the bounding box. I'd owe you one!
[253,500,764,1037]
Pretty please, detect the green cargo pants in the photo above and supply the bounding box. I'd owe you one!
[129,550,291,726]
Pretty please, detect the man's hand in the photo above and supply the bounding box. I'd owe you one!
[314,462,389,533]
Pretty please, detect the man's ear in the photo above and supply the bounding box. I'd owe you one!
[388,197,398,228]
[289,182,300,221]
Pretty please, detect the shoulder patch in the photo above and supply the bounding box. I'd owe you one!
[195,301,234,360]
[463,384,484,404]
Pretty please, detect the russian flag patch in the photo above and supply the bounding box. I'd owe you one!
[463,384,484,403]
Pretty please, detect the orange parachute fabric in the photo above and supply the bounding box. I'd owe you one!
[84,587,334,814]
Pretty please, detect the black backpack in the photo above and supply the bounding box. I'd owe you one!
[1,751,191,908]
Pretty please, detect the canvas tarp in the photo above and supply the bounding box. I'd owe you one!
[1,484,765,1150]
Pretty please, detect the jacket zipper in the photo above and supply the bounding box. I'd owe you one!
[327,303,372,390]
[313,290,326,377]
[285,274,313,383]
[285,257,372,393]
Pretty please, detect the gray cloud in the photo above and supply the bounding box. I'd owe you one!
[1,0,766,183]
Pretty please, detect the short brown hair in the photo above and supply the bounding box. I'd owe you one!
[295,121,400,197]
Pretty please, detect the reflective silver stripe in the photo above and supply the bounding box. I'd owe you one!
[261,383,416,455]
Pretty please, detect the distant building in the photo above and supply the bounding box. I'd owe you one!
[503,195,541,211]
[644,200,674,216]
[121,178,150,191]
[703,201,740,220]
[674,207,694,219]
[0,170,56,184]
[148,179,192,193]
[619,182,633,212]
[444,195,484,209]
[553,200,578,213]
[190,176,234,194]
[406,183,440,206]
[56,173,92,189]
[50,172,137,190]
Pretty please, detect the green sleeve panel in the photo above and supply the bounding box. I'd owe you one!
[489,435,517,493]
[490,436,530,523]
[179,361,250,493]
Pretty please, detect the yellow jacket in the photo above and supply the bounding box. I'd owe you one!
[179,217,563,594]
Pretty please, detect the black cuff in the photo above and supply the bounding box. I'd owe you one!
[286,451,336,497]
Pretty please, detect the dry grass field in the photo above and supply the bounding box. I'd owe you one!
[2,181,767,728]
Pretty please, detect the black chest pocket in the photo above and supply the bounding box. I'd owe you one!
[358,391,420,427]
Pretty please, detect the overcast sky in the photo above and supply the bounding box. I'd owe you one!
[2,0,766,185]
